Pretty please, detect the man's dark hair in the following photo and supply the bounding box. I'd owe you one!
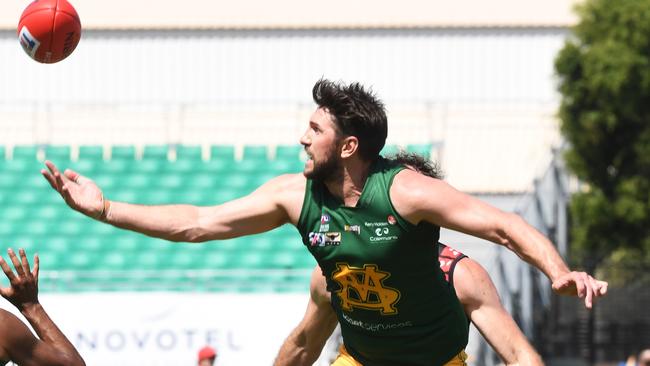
[312,79,387,161]
[387,151,444,179]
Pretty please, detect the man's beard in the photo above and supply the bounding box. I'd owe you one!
[305,151,342,182]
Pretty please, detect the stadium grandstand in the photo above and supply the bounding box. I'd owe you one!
[0,0,619,365]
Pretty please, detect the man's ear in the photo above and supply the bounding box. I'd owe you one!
[340,136,359,159]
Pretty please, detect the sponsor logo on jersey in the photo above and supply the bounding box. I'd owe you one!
[321,214,331,224]
[364,221,388,228]
[341,313,413,331]
[344,224,361,234]
[308,232,341,247]
[19,26,40,57]
[387,215,397,225]
[368,227,398,242]
[331,263,401,315]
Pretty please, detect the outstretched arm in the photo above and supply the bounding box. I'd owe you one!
[453,257,543,366]
[0,249,85,366]
[42,161,305,242]
[391,169,607,308]
[274,266,338,366]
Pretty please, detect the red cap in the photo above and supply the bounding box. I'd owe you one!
[198,346,217,361]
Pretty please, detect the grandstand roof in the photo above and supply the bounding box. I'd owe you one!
[2,0,581,30]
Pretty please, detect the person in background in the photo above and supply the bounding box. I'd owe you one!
[638,349,650,366]
[198,345,217,366]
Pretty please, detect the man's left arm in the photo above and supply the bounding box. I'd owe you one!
[391,169,607,308]
[274,266,338,366]
[453,257,544,365]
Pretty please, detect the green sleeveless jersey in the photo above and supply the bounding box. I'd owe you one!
[297,157,468,366]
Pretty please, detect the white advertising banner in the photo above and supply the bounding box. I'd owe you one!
[0,292,313,366]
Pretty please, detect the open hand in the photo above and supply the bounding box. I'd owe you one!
[0,248,40,311]
[41,160,105,219]
[552,271,608,309]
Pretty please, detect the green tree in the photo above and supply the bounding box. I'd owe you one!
[555,0,650,270]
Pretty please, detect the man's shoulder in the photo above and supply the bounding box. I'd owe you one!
[266,173,307,190]
[262,174,308,224]
[0,309,22,355]
[389,168,443,218]
[0,309,15,327]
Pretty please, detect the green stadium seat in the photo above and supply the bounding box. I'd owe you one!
[133,159,164,173]
[236,252,266,268]
[112,235,140,252]
[67,251,99,270]
[100,160,131,175]
[79,146,104,161]
[144,145,169,161]
[93,174,119,189]
[35,251,61,270]
[380,144,402,156]
[102,252,128,270]
[176,145,202,161]
[267,252,298,268]
[243,145,268,161]
[55,221,86,236]
[0,172,19,188]
[45,145,71,162]
[111,145,136,160]
[108,190,139,202]
[31,206,59,220]
[406,143,433,158]
[122,173,151,189]
[186,173,217,189]
[248,236,274,250]
[211,145,235,161]
[3,206,27,220]
[12,146,40,161]
[136,190,173,203]
[45,236,73,253]
[69,160,97,174]
[156,174,183,189]
[0,222,12,236]
[74,236,107,252]
[275,145,302,161]
[133,252,162,269]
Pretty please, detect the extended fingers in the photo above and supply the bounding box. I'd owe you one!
[64,169,79,183]
[597,280,608,296]
[7,249,25,278]
[552,277,569,292]
[65,169,91,185]
[32,253,39,280]
[0,255,16,282]
[45,160,73,188]
[18,249,32,278]
[584,274,594,309]
[41,168,59,190]
[574,272,586,298]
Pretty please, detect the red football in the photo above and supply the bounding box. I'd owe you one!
[17,0,82,64]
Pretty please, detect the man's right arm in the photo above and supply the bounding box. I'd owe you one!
[274,266,338,366]
[42,161,305,242]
